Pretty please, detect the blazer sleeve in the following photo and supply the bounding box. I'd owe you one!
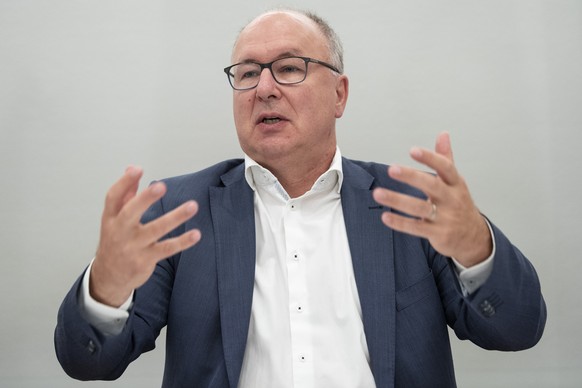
[434,219,547,351]
[54,161,243,382]
[54,198,174,381]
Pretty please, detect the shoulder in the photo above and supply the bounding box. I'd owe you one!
[343,158,389,181]
[151,159,245,207]
[342,157,425,199]
[161,159,245,190]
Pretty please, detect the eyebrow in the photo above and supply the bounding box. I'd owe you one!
[239,50,303,64]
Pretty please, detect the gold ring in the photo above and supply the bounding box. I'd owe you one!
[426,201,437,222]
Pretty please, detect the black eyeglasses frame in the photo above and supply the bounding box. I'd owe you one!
[223,56,341,91]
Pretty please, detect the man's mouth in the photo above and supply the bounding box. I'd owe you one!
[262,117,281,124]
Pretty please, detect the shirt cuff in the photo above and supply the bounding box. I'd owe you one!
[78,259,133,336]
[451,218,496,295]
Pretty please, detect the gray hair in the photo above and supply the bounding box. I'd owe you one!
[235,8,344,74]
[298,10,344,74]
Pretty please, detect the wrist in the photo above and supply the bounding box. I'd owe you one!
[456,216,493,267]
[89,260,133,308]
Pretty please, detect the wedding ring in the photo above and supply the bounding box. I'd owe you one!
[426,201,437,222]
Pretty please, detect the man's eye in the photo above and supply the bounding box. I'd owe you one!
[279,66,301,73]
[241,71,259,79]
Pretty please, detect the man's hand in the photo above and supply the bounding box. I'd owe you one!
[90,166,201,307]
[372,132,492,267]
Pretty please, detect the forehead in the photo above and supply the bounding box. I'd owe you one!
[232,12,328,63]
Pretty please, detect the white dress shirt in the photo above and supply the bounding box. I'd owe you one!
[79,148,495,387]
[237,150,375,388]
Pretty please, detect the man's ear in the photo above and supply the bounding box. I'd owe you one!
[335,74,349,118]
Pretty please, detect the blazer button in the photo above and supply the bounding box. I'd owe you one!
[479,300,496,317]
[87,340,96,354]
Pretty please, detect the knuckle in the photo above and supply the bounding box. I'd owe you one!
[104,188,117,205]
[146,220,164,237]
[413,204,425,218]
[117,205,133,221]
[100,216,116,231]
[156,240,177,258]
[161,241,175,255]
[443,161,454,174]
[429,176,441,192]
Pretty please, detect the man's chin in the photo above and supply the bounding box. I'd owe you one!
[244,142,297,164]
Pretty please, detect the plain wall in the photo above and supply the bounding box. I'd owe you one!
[1,0,580,386]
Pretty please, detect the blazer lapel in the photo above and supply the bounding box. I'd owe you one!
[209,165,256,388]
[341,159,396,388]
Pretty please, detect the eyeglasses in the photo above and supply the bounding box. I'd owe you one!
[223,56,341,91]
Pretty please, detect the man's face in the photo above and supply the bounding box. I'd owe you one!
[230,12,348,168]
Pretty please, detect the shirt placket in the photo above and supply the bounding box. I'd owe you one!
[284,197,315,388]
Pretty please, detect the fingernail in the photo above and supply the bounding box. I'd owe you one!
[185,201,197,213]
[389,165,402,176]
[151,182,164,194]
[372,188,382,200]
[410,147,422,158]
[126,165,141,177]
[189,229,201,243]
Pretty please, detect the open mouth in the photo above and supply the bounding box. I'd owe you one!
[257,113,286,125]
[262,117,281,124]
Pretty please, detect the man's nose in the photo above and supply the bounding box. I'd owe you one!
[255,68,281,100]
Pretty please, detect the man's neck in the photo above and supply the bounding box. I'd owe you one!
[257,147,337,198]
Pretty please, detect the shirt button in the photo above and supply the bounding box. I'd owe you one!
[292,253,300,261]
[296,305,304,313]
[299,354,306,362]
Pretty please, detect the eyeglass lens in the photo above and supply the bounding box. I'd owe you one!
[229,57,307,90]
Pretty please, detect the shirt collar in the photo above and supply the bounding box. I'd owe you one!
[244,147,344,199]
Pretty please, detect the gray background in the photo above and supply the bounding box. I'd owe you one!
[1,0,580,387]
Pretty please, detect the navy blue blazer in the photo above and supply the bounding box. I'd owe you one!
[55,158,546,387]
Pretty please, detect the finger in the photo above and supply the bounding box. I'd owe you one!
[373,188,433,220]
[380,211,432,239]
[103,166,143,218]
[141,200,199,243]
[408,147,459,186]
[121,179,141,208]
[151,228,202,261]
[119,181,168,224]
[435,131,453,161]
[387,164,444,200]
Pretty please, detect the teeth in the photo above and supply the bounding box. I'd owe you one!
[263,118,281,124]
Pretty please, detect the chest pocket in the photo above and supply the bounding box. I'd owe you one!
[396,271,435,312]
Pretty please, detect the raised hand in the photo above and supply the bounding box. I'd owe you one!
[372,132,492,267]
[90,166,201,307]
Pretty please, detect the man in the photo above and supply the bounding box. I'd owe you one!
[55,9,546,388]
